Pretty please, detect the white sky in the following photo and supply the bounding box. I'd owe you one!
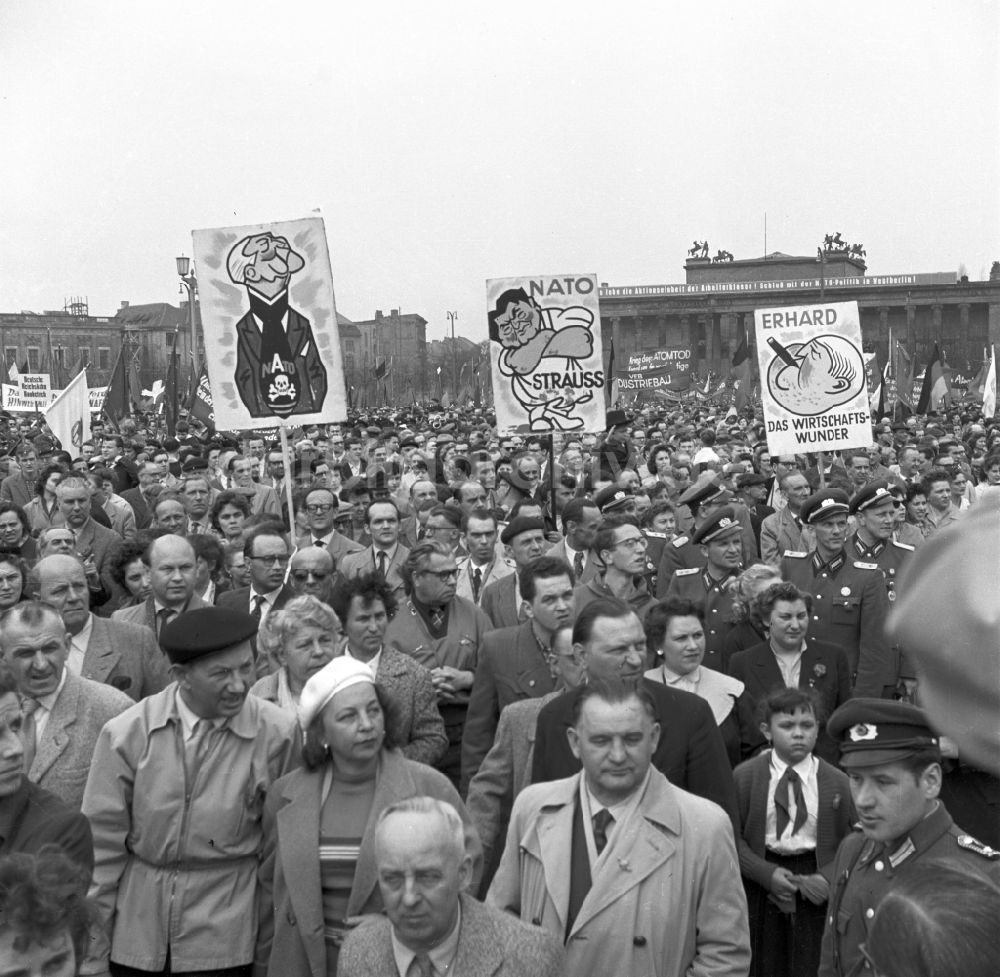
[1,1,997,340]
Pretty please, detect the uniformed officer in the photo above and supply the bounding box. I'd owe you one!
[818,699,1000,977]
[781,490,894,699]
[666,506,742,672]
[656,474,756,595]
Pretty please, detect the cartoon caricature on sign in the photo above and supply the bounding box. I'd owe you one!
[487,274,605,434]
[754,301,871,455]
[192,216,347,431]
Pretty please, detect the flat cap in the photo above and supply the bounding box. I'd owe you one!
[605,408,631,430]
[827,698,939,768]
[849,480,895,514]
[500,516,546,545]
[691,505,743,545]
[736,472,769,490]
[160,607,258,665]
[677,473,728,509]
[799,489,850,525]
[593,485,635,513]
[181,455,209,473]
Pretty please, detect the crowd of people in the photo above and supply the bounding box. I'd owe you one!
[0,398,998,977]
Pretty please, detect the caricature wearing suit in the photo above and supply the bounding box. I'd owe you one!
[227,232,328,420]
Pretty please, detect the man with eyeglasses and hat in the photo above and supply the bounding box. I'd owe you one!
[781,490,894,699]
[665,506,744,673]
[82,606,300,977]
[817,699,1000,977]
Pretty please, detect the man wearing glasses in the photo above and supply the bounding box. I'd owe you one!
[218,527,295,628]
[384,540,492,789]
[574,517,658,624]
[287,545,335,605]
[295,486,362,568]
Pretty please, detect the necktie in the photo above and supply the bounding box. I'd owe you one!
[472,567,483,602]
[376,551,388,580]
[407,954,433,977]
[574,550,585,580]
[20,698,38,774]
[156,607,175,639]
[775,767,807,839]
[251,595,267,625]
[593,808,614,855]
[190,521,203,534]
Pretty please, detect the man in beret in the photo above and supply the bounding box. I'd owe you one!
[83,606,300,976]
[655,474,756,596]
[479,516,547,630]
[818,699,1000,977]
[665,506,743,673]
[780,490,895,698]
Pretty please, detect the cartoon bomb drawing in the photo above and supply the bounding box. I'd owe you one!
[765,334,866,416]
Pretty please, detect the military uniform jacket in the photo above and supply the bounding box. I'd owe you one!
[846,532,913,605]
[780,550,894,698]
[818,802,1000,977]
[665,567,740,673]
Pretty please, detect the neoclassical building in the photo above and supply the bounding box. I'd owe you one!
[598,250,1000,379]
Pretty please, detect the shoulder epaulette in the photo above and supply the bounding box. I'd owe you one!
[957,834,1000,859]
[783,550,808,558]
[645,531,667,539]
[671,535,689,548]
[674,567,699,577]
[853,561,879,570]
[891,540,915,552]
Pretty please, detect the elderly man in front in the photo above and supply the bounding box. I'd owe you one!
[489,678,750,977]
[82,606,300,976]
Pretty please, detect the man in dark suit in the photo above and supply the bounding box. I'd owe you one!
[121,459,164,530]
[227,231,327,420]
[55,476,124,601]
[729,581,853,764]
[547,497,601,584]
[461,556,574,792]
[531,598,738,829]
[0,443,37,508]
[36,554,170,700]
[217,526,295,628]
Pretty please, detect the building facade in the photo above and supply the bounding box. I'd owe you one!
[599,252,1000,380]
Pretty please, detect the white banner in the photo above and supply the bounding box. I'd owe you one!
[45,369,91,452]
[18,373,51,405]
[755,301,871,454]
[2,384,56,412]
[487,273,606,434]
[192,215,348,431]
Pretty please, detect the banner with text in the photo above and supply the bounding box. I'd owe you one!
[2,384,55,412]
[616,348,692,394]
[754,301,871,454]
[487,273,605,434]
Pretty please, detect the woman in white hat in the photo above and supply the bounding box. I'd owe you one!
[255,655,480,977]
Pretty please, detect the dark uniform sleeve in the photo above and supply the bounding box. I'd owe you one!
[853,570,894,698]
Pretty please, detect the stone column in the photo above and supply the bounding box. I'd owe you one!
[611,316,622,356]
[681,314,695,373]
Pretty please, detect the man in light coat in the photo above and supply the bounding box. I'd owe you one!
[489,678,750,977]
[3,601,132,810]
[82,606,299,975]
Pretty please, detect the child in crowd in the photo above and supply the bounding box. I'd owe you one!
[733,688,855,977]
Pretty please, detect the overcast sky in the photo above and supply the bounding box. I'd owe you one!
[2,1,997,340]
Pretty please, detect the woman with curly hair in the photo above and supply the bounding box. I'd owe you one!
[23,464,65,536]
[721,562,783,666]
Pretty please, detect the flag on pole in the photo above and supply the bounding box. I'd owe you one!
[731,329,751,411]
[864,351,887,420]
[984,346,997,419]
[373,359,388,380]
[7,361,20,385]
[702,373,711,396]
[894,342,915,416]
[916,343,950,413]
[45,369,90,453]
[188,367,215,431]
[102,348,129,428]
[607,339,619,406]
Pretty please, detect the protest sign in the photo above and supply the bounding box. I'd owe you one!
[192,215,348,431]
[2,384,55,412]
[616,348,692,395]
[19,374,51,406]
[487,273,605,434]
[754,301,871,454]
[88,387,107,412]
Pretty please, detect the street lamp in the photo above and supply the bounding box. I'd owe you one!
[446,311,458,400]
[175,255,200,381]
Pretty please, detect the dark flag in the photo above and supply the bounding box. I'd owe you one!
[373,359,387,380]
[731,329,752,410]
[188,368,215,432]
[916,343,950,414]
[164,331,179,435]
[606,339,618,406]
[101,348,129,429]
